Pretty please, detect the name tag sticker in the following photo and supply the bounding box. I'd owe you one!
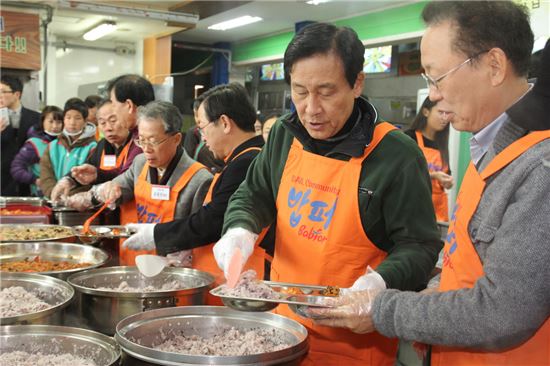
[151,185,170,201]
[103,154,116,167]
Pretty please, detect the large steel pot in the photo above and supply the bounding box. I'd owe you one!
[0,272,74,325]
[115,306,308,366]
[0,241,109,280]
[0,325,120,366]
[67,266,215,335]
[53,206,104,226]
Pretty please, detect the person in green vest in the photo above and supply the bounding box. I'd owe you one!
[39,98,97,199]
[10,106,64,196]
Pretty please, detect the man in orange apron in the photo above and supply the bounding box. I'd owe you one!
[121,84,272,300]
[213,23,442,365]
[311,4,550,366]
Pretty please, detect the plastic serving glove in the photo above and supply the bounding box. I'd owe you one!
[213,227,258,279]
[123,223,156,250]
[166,250,193,268]
[65,191,93,211]
[91,182,119,210]
[310,289,382,334]
[51,177,75,203]
[341,266,387,295]
[71,164,98,185]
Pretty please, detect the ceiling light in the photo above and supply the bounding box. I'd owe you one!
[306,0,330,4]
[83,21,117,41]
[208,16,262,31]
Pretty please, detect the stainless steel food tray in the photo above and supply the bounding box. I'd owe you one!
[210,280,337,312]
[0,325,120,366]
[0,241,109,280]
[0,224,75,242]
[0,196,45,207]
[73,225,136,239]
[0,272,74,325]
[115,306,308,365]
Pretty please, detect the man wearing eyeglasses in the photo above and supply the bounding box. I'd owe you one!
[311,3,550,366]
[0,75,40,196]
[119,83,271,298]
[67,101,213,265]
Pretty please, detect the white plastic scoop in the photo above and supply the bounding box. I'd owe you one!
[135,254,168,277]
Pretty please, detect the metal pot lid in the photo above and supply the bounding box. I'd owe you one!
[0,272,74,325]
[0,241,109,275]
[68,266,215,298]
[0,325,120,366]
[115,306,308,365]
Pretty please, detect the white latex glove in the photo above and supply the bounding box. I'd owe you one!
[213,227,258,279]
[122,223,156,250]
[65,191,93,211]
[91,182,120,209]
[166,250,193,268]
[51,177,75,203]
[341,266,386,296]
[71,164,98,185]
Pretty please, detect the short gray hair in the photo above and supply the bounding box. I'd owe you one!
[137,101,182,134]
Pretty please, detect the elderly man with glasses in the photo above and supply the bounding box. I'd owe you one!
[67,101,212,265]
[312,2,550,366]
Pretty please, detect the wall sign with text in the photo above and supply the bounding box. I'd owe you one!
[0,11,41,70]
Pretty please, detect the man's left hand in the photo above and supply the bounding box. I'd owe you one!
[123,223,156,250]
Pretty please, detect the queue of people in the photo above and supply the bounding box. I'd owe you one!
[0,1,548,365]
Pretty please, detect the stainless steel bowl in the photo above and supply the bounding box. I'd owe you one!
[53,206,103,226]
[0,272,74,325]
[68,266,215,335]
[115,306,309,366]
[0,325,120,366]
[0,224,75,242]
[0,241,109,280]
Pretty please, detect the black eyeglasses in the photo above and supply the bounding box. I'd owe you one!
[421,50,489,91]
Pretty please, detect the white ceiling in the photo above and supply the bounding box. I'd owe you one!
[20,0,415,45]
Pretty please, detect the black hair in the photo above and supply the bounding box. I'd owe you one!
[193,93,206,112]
[410,97,450,166]
[84,95,102,108]
[96,98,112,111]
[39,105,63,132]
[200,83,256,133]
[283,22,365,88]
[63,97,89,120]
[106,74,155,107]
[422,1,533,77]
[0,75,23,93]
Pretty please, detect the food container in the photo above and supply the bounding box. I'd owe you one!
[0,241,109,280]
[67,266,215,335]
[73,225,136,245]
[0,204,52,224]
[115,306,308,366]
[53,206,104,226]
[0,325,120,366]
[0,272,74,325]
[0,224,76,242]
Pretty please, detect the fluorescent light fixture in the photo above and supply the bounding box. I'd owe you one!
[306,0,330,4]
[83,21,117,41]
[208,15,262,31]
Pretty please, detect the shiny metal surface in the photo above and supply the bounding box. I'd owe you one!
[68,266,215,335]
[0,224,75,242]
[0,241,109,280]
[0,196,45,207]
[0,272,74,325]
[73,225,136,244]
[210,281,336,313]
[116,306,309,366]
[0,325,120,366]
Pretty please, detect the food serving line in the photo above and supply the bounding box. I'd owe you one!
[0,197,341,366]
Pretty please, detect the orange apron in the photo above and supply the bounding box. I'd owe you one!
[99,141,131,171]
[272,122,399,366]
[118,161,206,266]
[432,130,550,366]
[193,147,267,305]
[416,131,449,222]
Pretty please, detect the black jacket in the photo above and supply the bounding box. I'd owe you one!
[154,135,266,255]
[0,106,40,196]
